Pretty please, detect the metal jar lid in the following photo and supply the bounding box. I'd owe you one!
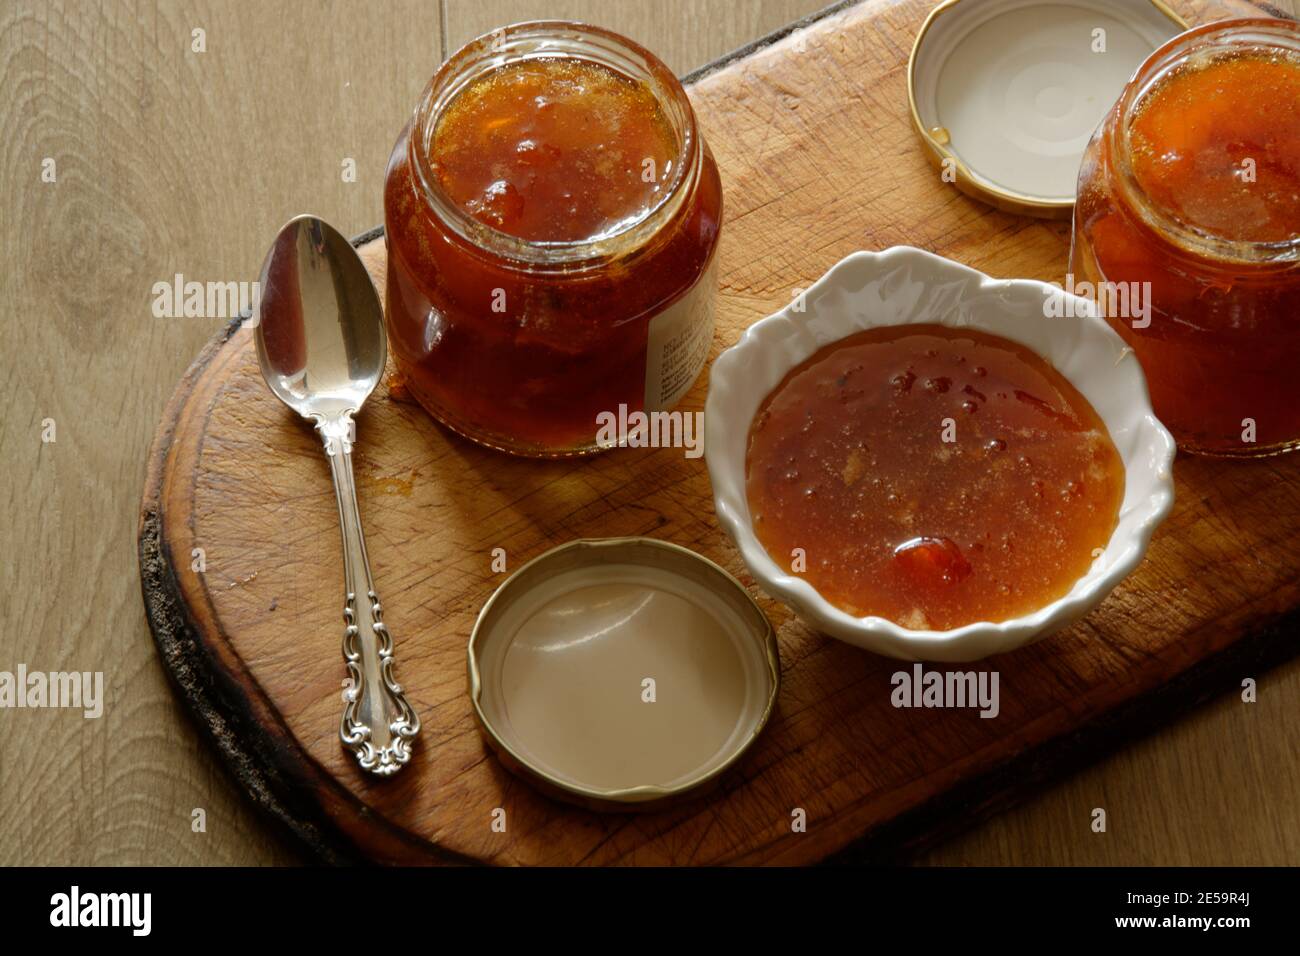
[467,537,780,811]
[908,0,1187,218]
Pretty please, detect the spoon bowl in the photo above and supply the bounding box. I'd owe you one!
[254,216,385,420]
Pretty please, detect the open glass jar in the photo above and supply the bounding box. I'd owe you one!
[1070,18,1300,458]
[383,21,722,457]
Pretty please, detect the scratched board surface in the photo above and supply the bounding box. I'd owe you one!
[138,0,1300,864]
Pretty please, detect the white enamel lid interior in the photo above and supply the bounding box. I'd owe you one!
[911,0,1186,208]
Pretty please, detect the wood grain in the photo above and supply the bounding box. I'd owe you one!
[440,0,846,75]
[140,0,1300,865]
[3,0,1298,867]
[0,0,447,867]
[0,0,829,868]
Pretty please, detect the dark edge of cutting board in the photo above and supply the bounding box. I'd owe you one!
[138,342,357,865]
[679,0,864,84]
[138,2,1298,867]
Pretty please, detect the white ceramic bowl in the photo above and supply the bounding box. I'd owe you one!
[705,247,1176,662]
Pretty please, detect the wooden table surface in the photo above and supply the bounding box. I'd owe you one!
[2,0,1297,867]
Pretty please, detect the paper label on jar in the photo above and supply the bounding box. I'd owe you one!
[643,256,717,413]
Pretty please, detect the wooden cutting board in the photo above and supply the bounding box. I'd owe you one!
[139,0,1298,865]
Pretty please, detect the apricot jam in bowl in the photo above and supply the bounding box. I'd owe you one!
[705,248,1176,662]
[384,21,721,457]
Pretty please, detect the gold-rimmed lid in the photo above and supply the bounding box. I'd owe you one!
[908,0,1188,218]
[467,537,780,812]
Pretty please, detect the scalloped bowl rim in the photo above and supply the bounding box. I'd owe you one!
[704,246,1177,661]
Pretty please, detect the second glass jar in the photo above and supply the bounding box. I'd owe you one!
[1070,18,1300,458]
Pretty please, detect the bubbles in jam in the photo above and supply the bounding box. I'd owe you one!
[430,57,678,242]
[745,325,1125,631]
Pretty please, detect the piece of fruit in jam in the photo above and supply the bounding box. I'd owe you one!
[466,179,525,230]
[892,536,972,586]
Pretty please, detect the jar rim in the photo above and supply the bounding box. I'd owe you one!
[409,20,701,271]
[1112,17,1300,266]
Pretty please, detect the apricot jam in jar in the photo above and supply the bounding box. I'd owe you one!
[1071,19,1300,458]
[384,22,722,456]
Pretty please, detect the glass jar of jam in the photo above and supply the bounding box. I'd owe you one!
[383,21,722,457]
[1070,19,1300,458]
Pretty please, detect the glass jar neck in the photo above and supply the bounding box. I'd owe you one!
[1106,18,1300,268]
[409,20,701,274]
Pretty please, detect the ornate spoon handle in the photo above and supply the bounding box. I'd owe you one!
[318,415,419,776]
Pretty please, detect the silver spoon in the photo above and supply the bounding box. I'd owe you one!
[253,214,419,777]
